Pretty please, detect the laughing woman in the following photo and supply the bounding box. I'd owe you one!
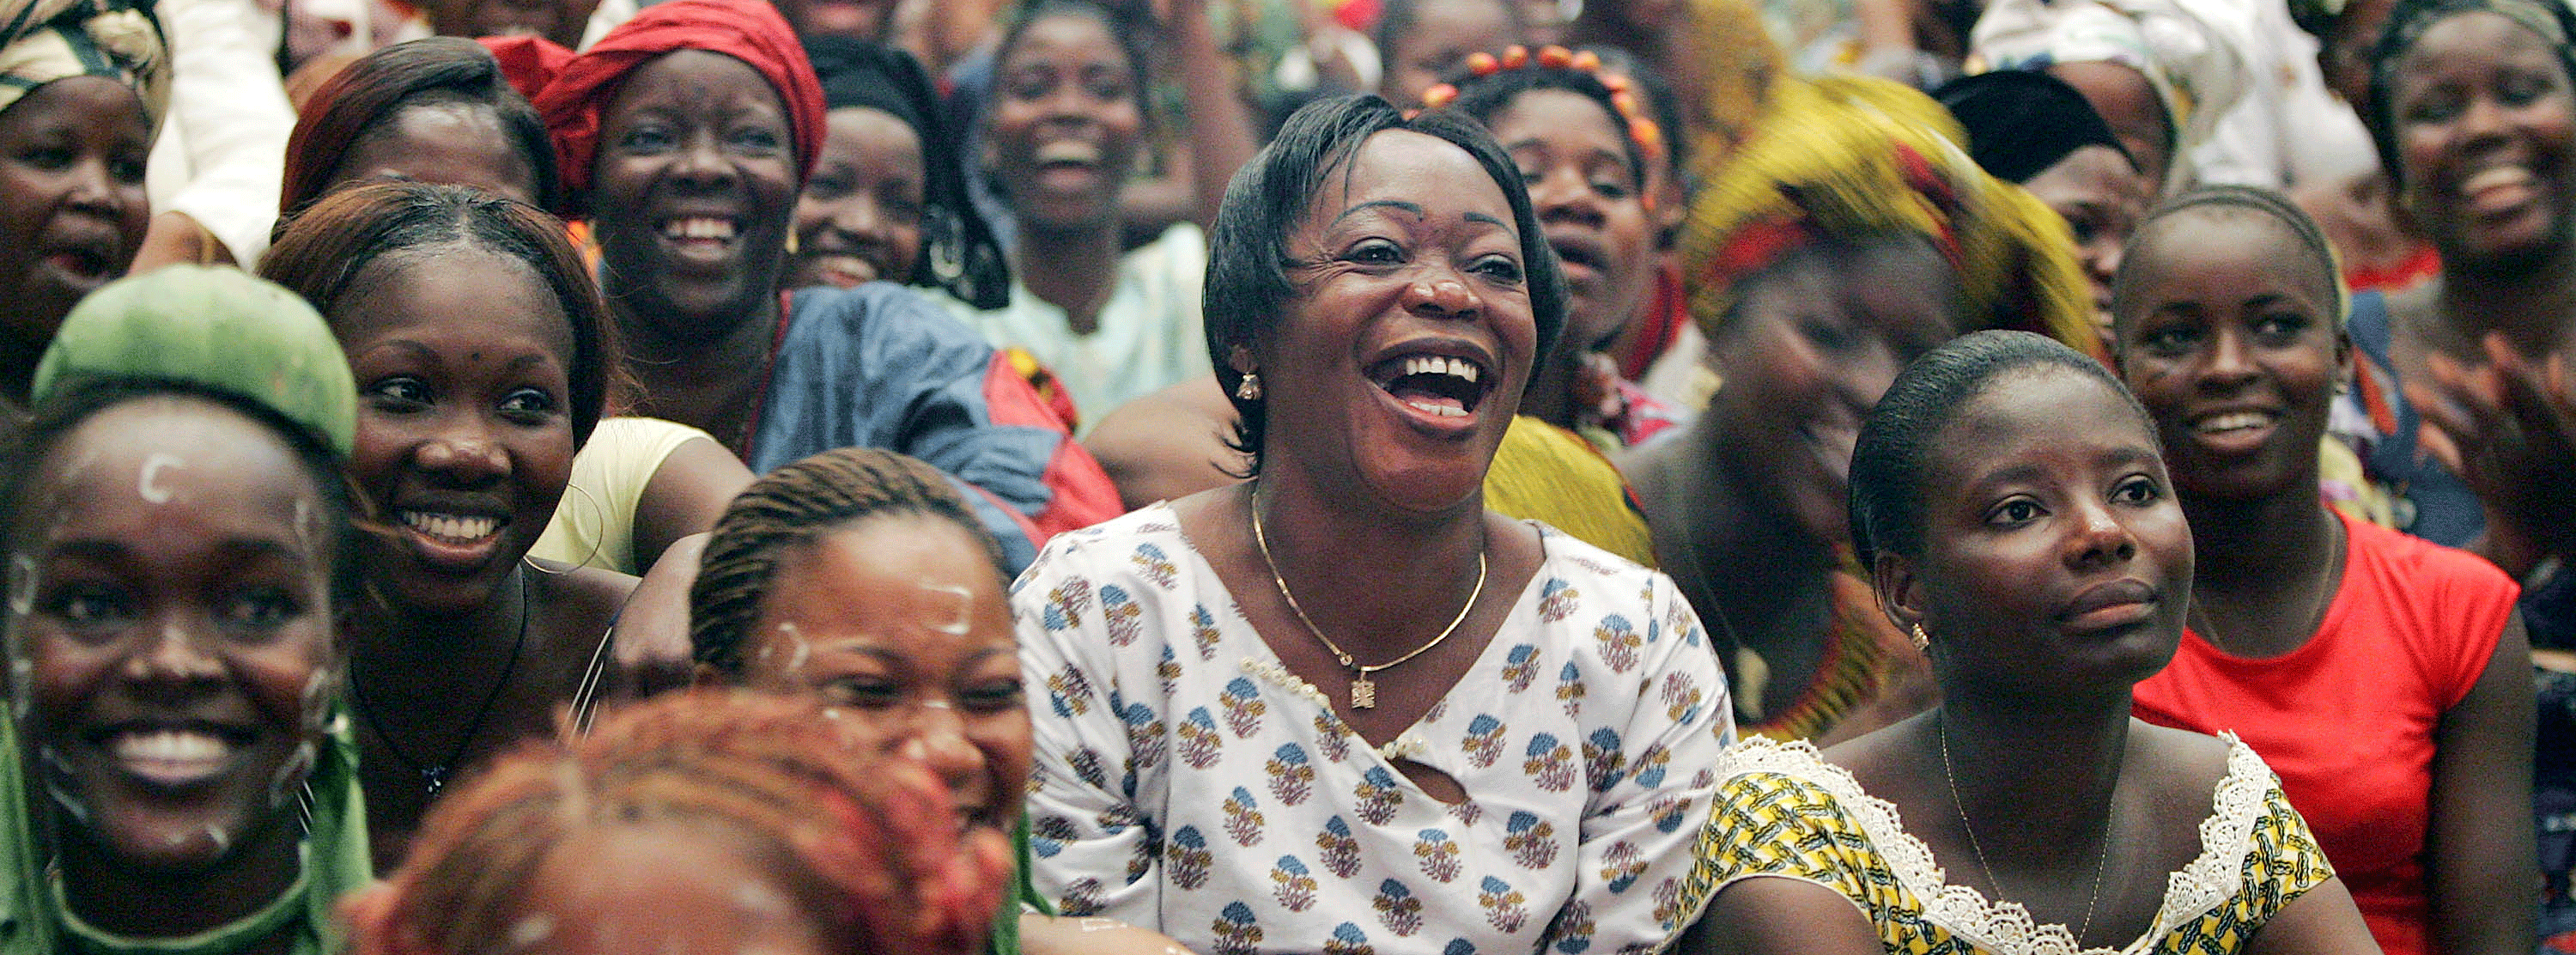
[260,183,633,870]
[0,267,372,953]
[530,0,1117,562]
[1018,94,1731,953]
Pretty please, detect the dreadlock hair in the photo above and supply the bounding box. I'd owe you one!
[2110,184,2346,348]
[343,690,1003,955]
[690,448,1006,675]
[1849,330,2148,566]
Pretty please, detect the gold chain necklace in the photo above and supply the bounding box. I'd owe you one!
[1249,488,1486,709]
[1936,710,2113,944]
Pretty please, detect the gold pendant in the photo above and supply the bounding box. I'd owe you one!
[1351,676,1377,709]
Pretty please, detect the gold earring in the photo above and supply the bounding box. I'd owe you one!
[1911,623,1930,651]
[1236,372,1263,401]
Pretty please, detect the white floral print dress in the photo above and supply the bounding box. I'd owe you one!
[1017,505,1735,955]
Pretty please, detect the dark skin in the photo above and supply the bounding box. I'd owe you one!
[1172,131,1545,798]
[1622,240,1957,741]
[2382,10,2576,578]
[1680,367,2380,955]
[2117,209,2536,955]
[329,249,635,870]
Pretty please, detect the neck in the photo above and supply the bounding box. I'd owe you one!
[350,565,531,698]
[1015,222,1122,335]
[2436,247,2576,352]
[2182,482,2337,599]
[1247,464,1491,657]
[1934,690,2128,860]
[1673,415,1838,594]
[1522,348,1581,430]
[54,811,302,941]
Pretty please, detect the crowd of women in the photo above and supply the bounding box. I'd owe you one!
[4,0,2575,951]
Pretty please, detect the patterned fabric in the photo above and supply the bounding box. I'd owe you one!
[1685,737,2332,955]
[1018,505,1735,955]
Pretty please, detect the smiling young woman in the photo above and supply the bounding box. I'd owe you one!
[2115,186,2536,955]
[0,265,373,954]
[260,183,634,871]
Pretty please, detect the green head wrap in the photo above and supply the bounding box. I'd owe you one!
[29,265,355,457]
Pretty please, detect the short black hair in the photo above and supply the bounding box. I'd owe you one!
[1443,60,1647,196]
[2365,0,2576,190]
[989,0,1152,123]
[2,377,367,609]
[2111,184,2342,345]
[1203,93,1568,473]
[1849,330,2146,564]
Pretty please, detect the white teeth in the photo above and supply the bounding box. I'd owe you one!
[113,730,228,765]
[660,217,737,240]
[1400,356,1479,383]
[1403,400,1468,417]
[401,511,501,544]
[2464,167,2535,193]
[1035,141,1102,165]
[2196,411,2274,434]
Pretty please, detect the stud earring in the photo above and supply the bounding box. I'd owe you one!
[1911,623,1930,651]
[1236,372,1264,401]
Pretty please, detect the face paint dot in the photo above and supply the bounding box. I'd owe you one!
[508,915,556,948]
[137,453,186,504]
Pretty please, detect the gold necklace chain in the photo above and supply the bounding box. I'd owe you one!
[1249,487,1487,709]
[1936,710,2112,944]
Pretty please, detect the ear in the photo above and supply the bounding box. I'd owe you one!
[1871,549,1925,636]
[1229,344,1259,376]
[2333,320,2356,387]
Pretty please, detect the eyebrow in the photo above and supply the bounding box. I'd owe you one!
[1465,211,1509,229]
[44,537,308,563]
[1330,199,1425,227]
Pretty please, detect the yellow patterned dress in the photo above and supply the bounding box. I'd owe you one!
[1684,736,2333,954]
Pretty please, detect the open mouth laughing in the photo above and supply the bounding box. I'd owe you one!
[1366,352,1494,421]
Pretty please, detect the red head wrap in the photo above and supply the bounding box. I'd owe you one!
[532,0,824,195]
[478,34,572,104]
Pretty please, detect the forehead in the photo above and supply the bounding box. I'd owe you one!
[1927,366,2152,476]
[1003,12,1127,70]
[754,515,1012,649]
[2129,205,2330,292]
[21,398,320,549]
[0,76,149,141]
[335,246,576,361]
[2397,9,2567,76]
[1305,130,1516,234]
[612,49,785,113]
[822,107,924,163]
[1487,88,1627,155]
[1742,238,1959,323]
[1406,0,1514,46]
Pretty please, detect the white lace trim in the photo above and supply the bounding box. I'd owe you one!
[1718,733,2275,955]
[1240,658,1431,762]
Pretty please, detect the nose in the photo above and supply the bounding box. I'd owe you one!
[414,421,511,484]
[898,699,987,798]
[669,130,740,190]
[1532,167,1605,229]
[1400,272,1485,321]
[2197,325,2260,392]
[2086,236,2123,290]
[2064,496,2140,570]
[125,617,226,690]
[62,155,124,218]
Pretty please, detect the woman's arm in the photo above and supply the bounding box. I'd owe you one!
[1671,879,1880,955]
[1017,544,1163,923]
[630,435,753,572]
[2427,611,2537,955]
[2245,877,2383,955]
[1157,0,1258,230]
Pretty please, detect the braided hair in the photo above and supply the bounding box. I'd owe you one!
[346,690,999,955]
[690,448,1005,675]
[2110,184,2345,345]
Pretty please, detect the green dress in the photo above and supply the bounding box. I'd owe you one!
[0,706,373,954]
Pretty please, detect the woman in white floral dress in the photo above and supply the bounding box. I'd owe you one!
[1015,94,1734,955]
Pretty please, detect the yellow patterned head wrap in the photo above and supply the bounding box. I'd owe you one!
[0,0,167,133]
[1677,75,2099,360]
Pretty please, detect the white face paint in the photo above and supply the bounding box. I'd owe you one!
[136,453,186,505]
[5,555,33,617]
[769,620,812,674]
[920,581,975,636]
[508,914,556,949]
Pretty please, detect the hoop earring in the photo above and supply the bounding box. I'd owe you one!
[523,482,610,575]
[1236,373,1264,401]
[1911,623,1931,651]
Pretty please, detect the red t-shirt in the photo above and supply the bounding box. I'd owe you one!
[2133,513,2517,955]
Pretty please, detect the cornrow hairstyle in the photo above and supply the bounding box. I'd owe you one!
[346,690,987,955]
[260,182,618,443]
[1849,330,2148,566]
[0,377,366,608]
[690,447,1007,675]
[2365,0,2576,190]
[1205,94,1568,476]
[279,37,564,218]
[2111,184,2346,347]
[1436,47,1650,194]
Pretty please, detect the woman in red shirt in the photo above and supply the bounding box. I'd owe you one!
[2113,185,2534,955]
